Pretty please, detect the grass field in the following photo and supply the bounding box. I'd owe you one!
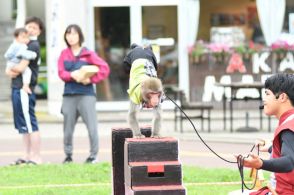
[0,163,269,195]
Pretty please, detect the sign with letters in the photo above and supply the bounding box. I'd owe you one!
[210,27,245,47]
[189,52,294,102]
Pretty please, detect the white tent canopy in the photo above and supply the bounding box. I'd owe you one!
[256,0,286,46]
[15,0,26,28]
[186,0,200,46]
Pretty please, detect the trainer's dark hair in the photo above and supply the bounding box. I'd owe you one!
[130,43,139,49]
[14,28,28,37]
[25,16,44,32]
[64,24,84,47]
[265,73,294,106]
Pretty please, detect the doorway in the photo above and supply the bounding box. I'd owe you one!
[142,6,178,87]
[94,7,130,101]
[94,5,179,102]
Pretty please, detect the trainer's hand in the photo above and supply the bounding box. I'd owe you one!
[255,139,272,152]
[255,138,265,147]
[243,153,263,169]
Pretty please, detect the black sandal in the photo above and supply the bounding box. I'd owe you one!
[11,158,27,165]
[26,160,37,165]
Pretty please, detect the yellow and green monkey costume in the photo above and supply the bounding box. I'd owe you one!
[127,58,163,137]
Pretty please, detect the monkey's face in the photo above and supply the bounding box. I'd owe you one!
[141,77,163,108]
[144,92,161,108]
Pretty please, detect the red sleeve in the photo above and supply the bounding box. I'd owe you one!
[88,51,110,84]
[58,49,72,82]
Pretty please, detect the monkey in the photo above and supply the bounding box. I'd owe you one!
[124,44,164,138]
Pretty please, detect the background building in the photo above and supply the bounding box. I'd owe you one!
[1,0,294,115]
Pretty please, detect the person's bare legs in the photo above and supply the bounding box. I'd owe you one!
[22,134,31,160]
[29,131,42,164]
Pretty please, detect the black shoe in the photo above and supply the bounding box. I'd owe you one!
[85,157,97,164]
[63,156,73,164]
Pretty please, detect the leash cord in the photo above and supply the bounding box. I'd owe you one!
[237,145,259,192]
[165,93,259,191]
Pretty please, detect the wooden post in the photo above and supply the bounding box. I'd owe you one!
[250,168,264,189]
[111,126,151,195]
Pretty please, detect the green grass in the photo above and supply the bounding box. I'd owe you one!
[183,166,270,195]
[0,163,111,195]
[0,163,270,195]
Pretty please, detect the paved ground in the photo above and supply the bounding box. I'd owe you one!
[0,100,275,168]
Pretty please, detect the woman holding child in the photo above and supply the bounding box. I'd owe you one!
[5,17,44,165]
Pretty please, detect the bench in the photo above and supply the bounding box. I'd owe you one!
[165,86,213,133]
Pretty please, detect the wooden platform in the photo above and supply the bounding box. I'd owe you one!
[124,137,186,194]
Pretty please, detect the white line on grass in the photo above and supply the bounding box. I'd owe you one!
[185,181,253,186]
[0,183,110,189]
[0,181,253,189]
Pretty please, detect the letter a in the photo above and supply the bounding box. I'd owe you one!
[279,52,294,72]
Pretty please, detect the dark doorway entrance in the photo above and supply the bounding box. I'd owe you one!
[94,7,130,101]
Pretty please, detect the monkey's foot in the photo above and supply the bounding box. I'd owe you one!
[152,134,162,138]
[133,134,146,139]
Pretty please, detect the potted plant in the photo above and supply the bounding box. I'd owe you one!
[188,40,206,64]
[207,42,231,65]
[271,40,290,60]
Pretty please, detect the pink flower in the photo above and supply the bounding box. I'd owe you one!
[208,43,230,53]
[188,45,194,54]
[271,40,289,50]
[288,44,294,51]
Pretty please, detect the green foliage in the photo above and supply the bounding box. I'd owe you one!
[191,41,206,57]
[37,45,48,98]
[234,44,247,55]
[40,45,46,65]
[234,41,264,56]
[12,10,17,20]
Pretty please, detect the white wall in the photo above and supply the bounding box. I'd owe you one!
[27,0,45,23]
[0,1,13,21]
[46,0,91,115]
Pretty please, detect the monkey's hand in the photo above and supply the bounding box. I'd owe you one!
[152,134,162,139]
[152,104,162,139]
